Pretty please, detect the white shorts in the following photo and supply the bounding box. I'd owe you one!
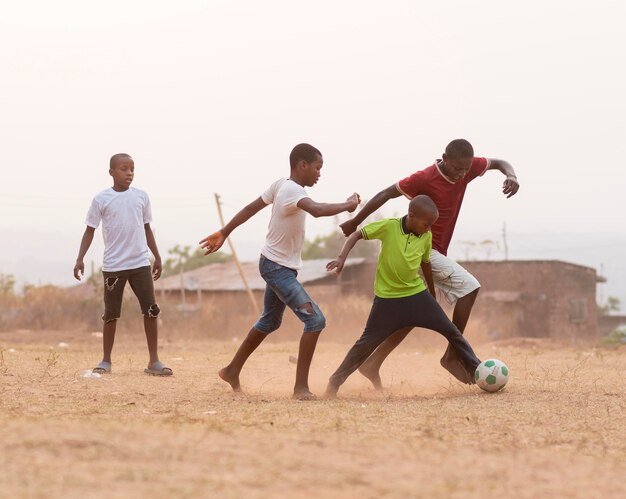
[429,250,480,305]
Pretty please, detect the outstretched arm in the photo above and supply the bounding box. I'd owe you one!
[326,231,364,274]
[488,159,519,198]
[73,226,95,280]
[145,223,162,280]
[297,193,361,218]
[199,196,268,254]
[339,184,401,236]
[421,261,436,297]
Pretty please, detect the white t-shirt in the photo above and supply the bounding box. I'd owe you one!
[260,178,309,270]
[85,187,152,272]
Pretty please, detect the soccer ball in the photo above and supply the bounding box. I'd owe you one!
[475,359,509,392]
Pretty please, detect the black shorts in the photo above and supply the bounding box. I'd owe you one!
[101,266,158,322]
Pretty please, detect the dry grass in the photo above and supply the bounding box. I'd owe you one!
[1,328,625,499]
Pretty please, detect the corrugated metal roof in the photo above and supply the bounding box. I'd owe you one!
[157,257,367,292]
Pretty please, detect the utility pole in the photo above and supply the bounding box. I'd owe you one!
[179,253,186,311]
[214,193,259,314]
[502,221,509,261]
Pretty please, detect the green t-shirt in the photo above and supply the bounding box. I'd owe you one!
[361,217,431,298]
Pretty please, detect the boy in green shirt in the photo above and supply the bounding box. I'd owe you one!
[325,195,481,398]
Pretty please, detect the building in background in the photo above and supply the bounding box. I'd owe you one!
[155,258,605,341]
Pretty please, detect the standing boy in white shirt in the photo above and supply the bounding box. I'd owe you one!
[200,143,360,400]
[74,153,172,376]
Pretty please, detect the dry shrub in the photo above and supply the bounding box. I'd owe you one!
[0,286,99,332]
[156,292,374,343]
[2,283,583,351]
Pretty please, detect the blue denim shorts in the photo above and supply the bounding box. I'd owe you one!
[254,255,326,334]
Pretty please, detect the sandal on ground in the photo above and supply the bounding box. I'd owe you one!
[92,361,111,374]
[144,361,173,376]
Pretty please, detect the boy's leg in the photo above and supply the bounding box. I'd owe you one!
[144,316,159,366]
[427,251,481,378]
[219,327,268,392]
[358,326,411,390]
[259,256,327,399]
[291,299,326,400]
[293,330,320,400]
[326,297,398,398]
[440,288,479,378]
[100,319,117,365]
[128,266,166,371]
[410,291,480,383]
[219,263,286,392]
[326,336,388,398]
[96,270,127,372]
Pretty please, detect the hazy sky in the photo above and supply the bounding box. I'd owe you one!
[1,1,625,297]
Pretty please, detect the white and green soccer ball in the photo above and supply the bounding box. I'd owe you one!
[475,359,509,392]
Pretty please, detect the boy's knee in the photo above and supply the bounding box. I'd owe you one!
[146,303,161,318]
[297,302,326,332]
[261,321,282,334]
[254,318,282,334]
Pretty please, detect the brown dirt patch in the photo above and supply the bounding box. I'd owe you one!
[1,329,625,498]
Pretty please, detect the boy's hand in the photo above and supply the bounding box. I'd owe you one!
[340,219,358,237]
[199,231,226,255]
[346,193,361,213]
[73,260,84,280]
[152,258,162,281]
[326,257,346,275]
[502,176,519,198]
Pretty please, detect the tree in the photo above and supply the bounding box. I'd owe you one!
[302,230,379,260]
[598,296,621,315]
[0,273,16,295]
[163,245,231,277]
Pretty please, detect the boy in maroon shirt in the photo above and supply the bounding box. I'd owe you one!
[340,139,519,387]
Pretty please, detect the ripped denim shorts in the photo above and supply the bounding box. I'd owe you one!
[253,255,326,334]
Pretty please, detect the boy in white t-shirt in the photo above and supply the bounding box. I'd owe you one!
[73,153,172,376]
[200,143,360,400]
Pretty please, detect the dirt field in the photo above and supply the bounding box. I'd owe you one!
[1,328,625,499]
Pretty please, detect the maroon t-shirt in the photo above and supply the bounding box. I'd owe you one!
[396,157,489,255]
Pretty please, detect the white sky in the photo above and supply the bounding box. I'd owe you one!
[1,0,625,301]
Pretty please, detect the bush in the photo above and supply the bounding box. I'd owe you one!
[599,326,626,348]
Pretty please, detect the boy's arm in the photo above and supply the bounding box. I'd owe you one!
[73,226,96,280]
[487,159,520,198]
[326,231,364,274]
[420,261,436,297]
[200,196,268,255]
[297,193,361,218]
[340,184,401,236]
[144,223,162,280]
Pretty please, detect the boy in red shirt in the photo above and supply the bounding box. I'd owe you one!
[340,139,519,387]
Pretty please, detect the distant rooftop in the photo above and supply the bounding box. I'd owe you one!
[157,257,368,292]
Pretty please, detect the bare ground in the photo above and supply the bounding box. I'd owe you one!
[1,329,625,499]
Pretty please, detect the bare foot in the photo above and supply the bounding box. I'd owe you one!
[292,389,318,401]
[358,364,384,391]
[440,350,474,385]
[323,384,339,400]
[218,367,242,392]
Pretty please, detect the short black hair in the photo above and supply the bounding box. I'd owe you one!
[409,194,438,216]
[289,143,322,169]
[110,153,133,168]
[445,139,474,159]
